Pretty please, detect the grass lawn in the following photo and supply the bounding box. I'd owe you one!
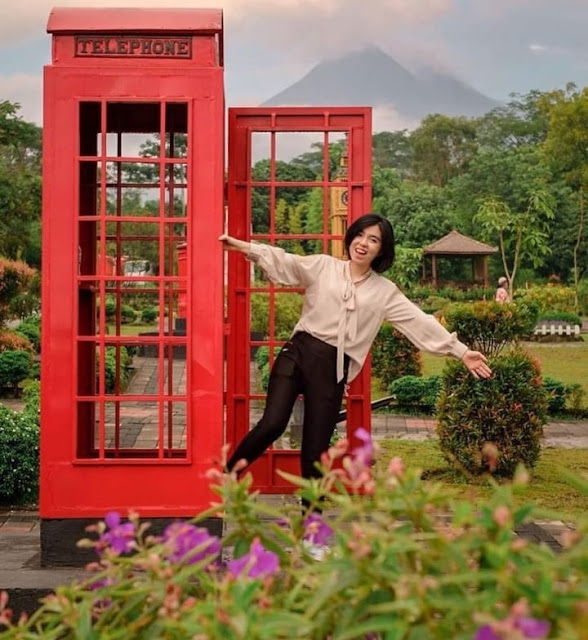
[378,439,588,521]
[420,342,588,396]
[107,323,157,336]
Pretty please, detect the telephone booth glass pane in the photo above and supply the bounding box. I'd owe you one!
[76,100,189,461]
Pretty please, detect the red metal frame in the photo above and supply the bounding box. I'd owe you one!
[41,9,224,518]
[226,107,372,493]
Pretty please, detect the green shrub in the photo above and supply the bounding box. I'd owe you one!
[120,305,137,324]
[0,350,33,395]
[443,301,538,357]
[1,434,587,638]
[102,347,133,393]
[140,306,158,324]
[0,257,36,326]
[250,292,303,340]
[537,311,582,325]
[370,324,422,389]
[543,376,567,414]
[388,375,442,413]
[104,298,116,320]
[0,404,39,503]
[22,379,40,419]
[0,329,33,353]
[15,314,41,352]
[565,383,587,418]
[515,284,576,314]
[437,348,547,477]
[255,346,282,392]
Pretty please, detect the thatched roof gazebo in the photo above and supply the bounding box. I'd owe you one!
[422,230,498,289]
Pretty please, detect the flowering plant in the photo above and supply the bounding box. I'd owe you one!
[1,433,587,639]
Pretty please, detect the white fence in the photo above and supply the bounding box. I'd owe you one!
[533,323,581,337]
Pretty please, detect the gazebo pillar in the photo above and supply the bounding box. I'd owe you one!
[431,255,438,289]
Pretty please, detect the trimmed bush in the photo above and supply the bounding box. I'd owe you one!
[0,350,33,395]
[443,301,538,357]
[371,324,422,389]
[120,304,137,324]
[0,329,33,353]
[104,298,116,320]
[140,306,158,323]
[543,376,567,414]
[388,375,442,413]
[437,348,547,477]
[537,311,582,325]
[0,404,39,503]
[15,314,41,353]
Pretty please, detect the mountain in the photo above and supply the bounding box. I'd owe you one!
[262,46,500,121]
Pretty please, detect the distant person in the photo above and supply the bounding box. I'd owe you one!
[495,276,511,303]
[220,213,492,489]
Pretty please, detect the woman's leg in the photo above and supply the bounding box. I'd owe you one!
[226,349,302,472]
[299,356,347,481]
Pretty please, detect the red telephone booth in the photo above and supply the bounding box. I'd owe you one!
[41,8,225,564]
[225,108,373,492]
[41,7,374,565]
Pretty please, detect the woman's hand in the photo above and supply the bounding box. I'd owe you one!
[462,350,492,379]
[219,234,250,253]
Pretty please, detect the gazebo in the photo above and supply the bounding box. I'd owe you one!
[422,230,498,289]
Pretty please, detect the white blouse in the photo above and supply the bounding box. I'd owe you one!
[247,243,468,383]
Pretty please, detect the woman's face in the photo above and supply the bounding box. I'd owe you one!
[349,224,382,269]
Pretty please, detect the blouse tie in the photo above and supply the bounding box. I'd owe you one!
[336,264,371,382]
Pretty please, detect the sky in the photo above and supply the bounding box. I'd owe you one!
[1,0,588,130]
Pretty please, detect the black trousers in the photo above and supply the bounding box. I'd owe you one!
[227,332,349,480]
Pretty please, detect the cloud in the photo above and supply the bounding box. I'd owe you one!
[0,0,453,54]
[0,73,43,124]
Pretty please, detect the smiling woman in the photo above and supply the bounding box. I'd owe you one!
[220,213,491,494]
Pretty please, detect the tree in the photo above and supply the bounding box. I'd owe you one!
[474,90,550,151]
[0,101,42,265]
[475,190,555,293]
[541,84,588,311]
[375,179,456,249]
[372,130,413,176]
[250,160,316,233]
[410,114,478,187]
[448,144,554,241]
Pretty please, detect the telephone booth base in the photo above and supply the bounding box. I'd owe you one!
[40,517,223,567]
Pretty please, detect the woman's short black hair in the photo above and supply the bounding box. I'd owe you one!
[344,213,395,273]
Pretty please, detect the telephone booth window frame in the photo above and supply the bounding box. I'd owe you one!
[75,98,192,464]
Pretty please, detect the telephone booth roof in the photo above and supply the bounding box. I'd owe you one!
[47,7,223,34]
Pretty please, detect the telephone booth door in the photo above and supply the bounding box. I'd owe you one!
[41,9,225,562]
[226,107,372,492]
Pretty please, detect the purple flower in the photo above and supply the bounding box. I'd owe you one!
[162,522,221,566]
[515,617,551,639]
[303,514,334,545]
[99,512,136,555]
[474,627,500,640]
[353,428,375,467]
[474,617,551,640]
[228,539,280,579]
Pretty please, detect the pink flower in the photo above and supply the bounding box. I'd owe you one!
[353,428,375,467]
[515,617,550,638]
[162,522,221,566]
[98,512,136,556]
[387,456,405,477]
[228,539,280,579]
[303,514,334,546]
